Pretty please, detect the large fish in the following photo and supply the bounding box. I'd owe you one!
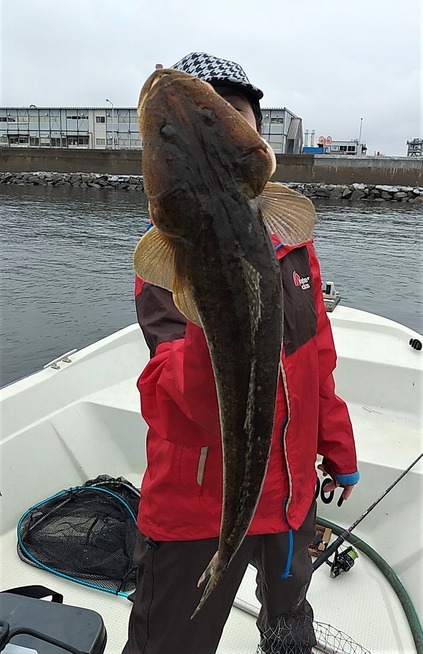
[133,69,316,617]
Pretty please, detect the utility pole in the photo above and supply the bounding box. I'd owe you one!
[105,99,115,149]
[358,117,363,144]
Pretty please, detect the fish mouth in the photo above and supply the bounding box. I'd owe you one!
[261,138,277,176]
[138,69,175,116]
[240,138,276,176]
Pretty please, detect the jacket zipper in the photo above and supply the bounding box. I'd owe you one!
[280,362,293,528]
[275,243,294,529]
[196,446,209,486]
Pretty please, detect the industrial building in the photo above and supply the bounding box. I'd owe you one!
[0,105,303,154]
[0,107,141,150]
[407,139,423,157]
[302,131,367,156]
[261,108,302,154]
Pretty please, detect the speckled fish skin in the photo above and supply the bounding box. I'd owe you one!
[137,69,282,616]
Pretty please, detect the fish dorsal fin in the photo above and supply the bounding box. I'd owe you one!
[133,225,175,291]
[133,225,201,326]
[258,182,316,245]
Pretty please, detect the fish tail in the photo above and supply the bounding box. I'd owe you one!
[197,550,218,588]
[191,552,224,619]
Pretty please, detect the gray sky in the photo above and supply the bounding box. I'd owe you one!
[1,0,421,156]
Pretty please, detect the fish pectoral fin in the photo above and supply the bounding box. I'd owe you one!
[173,278,202,327]
[133,225,175,291]
[258,182,316,245]
[134,226,201,326]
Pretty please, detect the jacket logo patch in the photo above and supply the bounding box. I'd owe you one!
[293,271,311,290]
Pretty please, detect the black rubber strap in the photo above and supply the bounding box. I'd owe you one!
[2,584,63,603]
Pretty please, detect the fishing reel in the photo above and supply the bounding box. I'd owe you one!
[326,546,359,578]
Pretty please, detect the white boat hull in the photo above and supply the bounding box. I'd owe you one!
[1,306,422,652]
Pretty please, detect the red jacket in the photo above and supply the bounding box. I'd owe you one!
[135,239,358,540]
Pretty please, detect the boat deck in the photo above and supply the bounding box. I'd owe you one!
[1,306,421,652]
[0,524,416,653]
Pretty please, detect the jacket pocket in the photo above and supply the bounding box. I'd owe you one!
[177,444,209,490]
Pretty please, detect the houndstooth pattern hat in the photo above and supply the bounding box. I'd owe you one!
[171,52,263,104]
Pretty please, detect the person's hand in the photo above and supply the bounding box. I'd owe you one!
[317,463,356,503]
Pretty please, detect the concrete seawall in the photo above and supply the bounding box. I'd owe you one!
[273,154,423,187]
[0,147,142,176]
[1,148,422,186]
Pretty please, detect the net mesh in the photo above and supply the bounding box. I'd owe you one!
[256,614,371,654]
[17,475,140,596]
[313,622,372,654]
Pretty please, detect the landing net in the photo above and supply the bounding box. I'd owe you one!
[17,475,140,598]
[235,601,371,654]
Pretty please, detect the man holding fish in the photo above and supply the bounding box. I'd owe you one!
[125,52,360,654]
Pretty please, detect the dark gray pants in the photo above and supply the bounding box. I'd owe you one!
[123,501,316,654]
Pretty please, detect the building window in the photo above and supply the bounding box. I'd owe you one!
[96,138,106,145]
[269,124,284,135]
[9,135,28,145]
[269,140,283,151]
[66,136,89,147]
[0,117,7,122]
[96,116,106,123]
[30,137,40,146]
[51,138,61,147]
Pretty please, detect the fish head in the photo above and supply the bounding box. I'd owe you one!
[137,68,275,236]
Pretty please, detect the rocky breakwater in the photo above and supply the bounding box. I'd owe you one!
[1,172,423,204]
[287,182,423,203]
[0,171,144,191]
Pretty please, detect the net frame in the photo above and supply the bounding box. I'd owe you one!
[17,475,140,599]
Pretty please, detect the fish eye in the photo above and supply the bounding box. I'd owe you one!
[160,124,177,140]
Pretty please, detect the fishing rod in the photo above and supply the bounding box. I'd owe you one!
[313,452,423,572]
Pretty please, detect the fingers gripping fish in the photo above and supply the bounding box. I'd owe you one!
[133,69,316,617]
